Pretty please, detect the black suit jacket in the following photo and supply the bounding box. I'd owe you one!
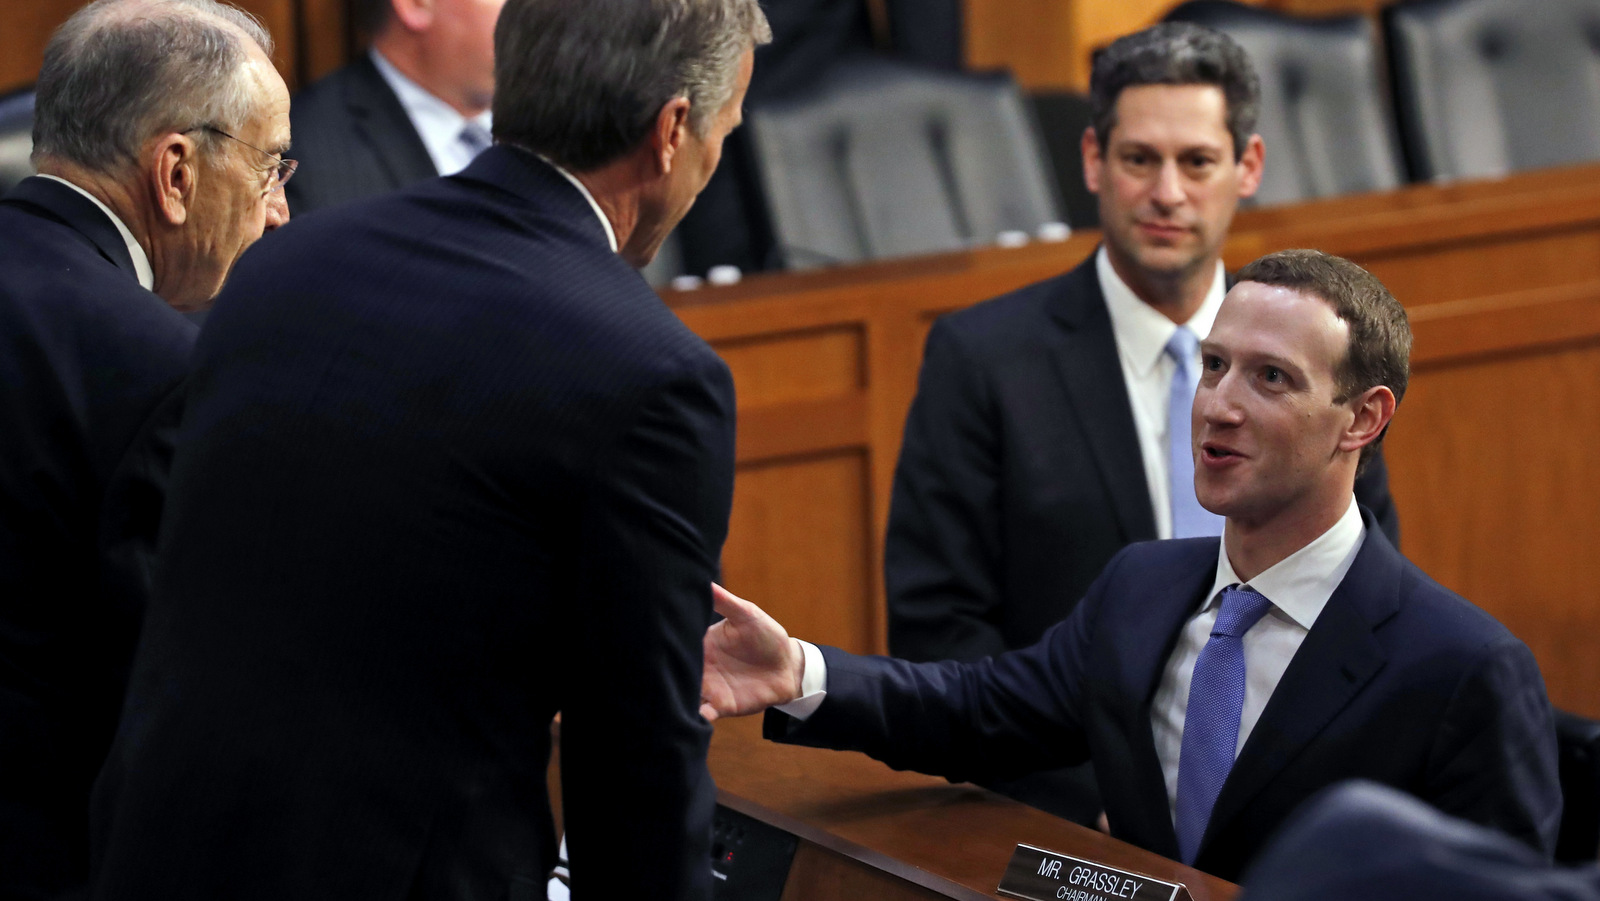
[90,148,736,901]
[284,55,438,216]
[0,176,195,900]
[776,513,1561,882]
[887,252,1401,663]
[1240,781,1598,901]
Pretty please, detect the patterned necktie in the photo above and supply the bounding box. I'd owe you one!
[459,122,492,158]
[1174,584,1275,863]
[1165,327,1224,538]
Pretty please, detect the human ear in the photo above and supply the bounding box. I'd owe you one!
[149,132,200,227]
[1237,133,1265,198]
[1081,127,1103,195]
[646,96,692,175]
[1339,384,1397,454]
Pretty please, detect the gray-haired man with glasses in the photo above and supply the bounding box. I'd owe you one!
[0,2,289,898]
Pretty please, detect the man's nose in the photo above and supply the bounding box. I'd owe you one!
[1152,159,1186,208]
[264,189,289,231]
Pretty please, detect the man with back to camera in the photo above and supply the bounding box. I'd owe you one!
[702,249,1560,882]
[0,1,289,897]
[285,0,500,214]
[89,1,769,898]
[884,20,1400,824]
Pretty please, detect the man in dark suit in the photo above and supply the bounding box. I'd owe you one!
[89,1,769,899]
[885,24,1399,667]
[1240,782,1599,901]
[0,2,290,898]
[700,250,1560,883]
[285,0,500,214]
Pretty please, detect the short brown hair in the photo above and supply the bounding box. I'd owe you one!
[1233,249,1411,468]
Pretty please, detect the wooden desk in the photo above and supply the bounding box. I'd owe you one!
[709,716,1238,901]
[667,162,1600,718]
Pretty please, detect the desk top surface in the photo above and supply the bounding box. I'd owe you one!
[708,715,1239,901]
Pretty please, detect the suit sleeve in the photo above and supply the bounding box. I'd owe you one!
[560,353,735,901]
[1354,451,1401,550]
[886,318,1010,662]
[773,546,1134,783]
[1419,637,1562,859]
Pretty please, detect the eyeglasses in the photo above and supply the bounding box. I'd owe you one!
[192,125,297,193]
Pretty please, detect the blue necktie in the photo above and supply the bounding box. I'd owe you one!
[459,123,492,158]
[1165,327,1224,538]
[1174,584,1275,863]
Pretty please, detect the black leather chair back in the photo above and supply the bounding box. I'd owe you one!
[0,89,35,194]
[747,57,1062,269]
[1165,0,1406,207]
[1386,0,1600,181]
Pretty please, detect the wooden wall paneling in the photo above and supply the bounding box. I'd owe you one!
[292,0,352,86]
[2,0,78,94]
[231,0,300,89]
[1384,281,1600,720]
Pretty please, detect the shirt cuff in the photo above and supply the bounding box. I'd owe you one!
[773,639,827,721]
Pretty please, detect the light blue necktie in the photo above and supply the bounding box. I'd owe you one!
[1165,327,1224,538]
[459,122,492,158]
[1174,584,1275,863]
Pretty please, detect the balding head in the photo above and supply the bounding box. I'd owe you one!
[32,0,273,174]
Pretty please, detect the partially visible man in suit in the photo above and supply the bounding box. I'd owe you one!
[90,1,769,899]
[1241,782,1598,901]
[885,21,1399,826]
[701,250,1560,882]
[285,0,500,214]
[0,1,290,898]
[885,23,1400,664]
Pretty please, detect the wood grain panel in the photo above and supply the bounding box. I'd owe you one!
[780,844,947,901]
[713,326,864,407]
[0,0,79,95]
[722,451,875,654]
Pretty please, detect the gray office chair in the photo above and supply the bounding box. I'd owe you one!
[747,57,1063,270]
[1386,0,1600,181]
[0,89,36,194]
[1165,0,1407,207]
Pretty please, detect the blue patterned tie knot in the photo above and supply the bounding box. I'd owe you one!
[1173,584,1275,864]
[1211,586,1273,638]
[1165,326,1223,538]
[459,123,492,157]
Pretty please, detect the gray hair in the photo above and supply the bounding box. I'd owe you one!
[32,0,274,172]
[493,0,772,172]
[1090,22,1260,160]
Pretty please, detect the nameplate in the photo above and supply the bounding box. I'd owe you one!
[997,844,1190,901]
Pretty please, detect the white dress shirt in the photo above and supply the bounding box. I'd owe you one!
[38,174,155,291]
[369,49,493,177]
[1097,246,1227,539]
[1151,496,1365,822]
[780,496,1367,828]
[541,158,618,254]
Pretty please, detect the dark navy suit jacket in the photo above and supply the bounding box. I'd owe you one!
[775,510,1560,882]
[0,176,195,900]
[91,148,735,901]
[284,55,438,216]
[886,253,1401,663]
[1241,781,1600,901]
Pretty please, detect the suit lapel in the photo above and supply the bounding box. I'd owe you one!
[1200,511,1401,852]
[1045,254,1157,542]
[345,57,440,187]
[2,176,139,280]
[1118,548,1219,857]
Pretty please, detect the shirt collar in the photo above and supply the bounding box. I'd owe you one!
[370,49,492,175]
[1205,495,1366,630]
[540,156,619,254]
[1097,245,1227,378]
[38,174,155,291]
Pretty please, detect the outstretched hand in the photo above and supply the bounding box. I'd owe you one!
[700,584,805,722]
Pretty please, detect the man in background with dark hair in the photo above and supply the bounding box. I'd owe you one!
[702,249,1559,882]
[0,1,289,897]
[284,0,500,214]
[883,21,1401,823]
[90,1,769,898]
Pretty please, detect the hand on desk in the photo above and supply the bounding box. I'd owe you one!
[701,584,805,721]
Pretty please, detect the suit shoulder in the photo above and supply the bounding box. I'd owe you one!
[1393,555,1523,650]
[930,263,1092,355]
